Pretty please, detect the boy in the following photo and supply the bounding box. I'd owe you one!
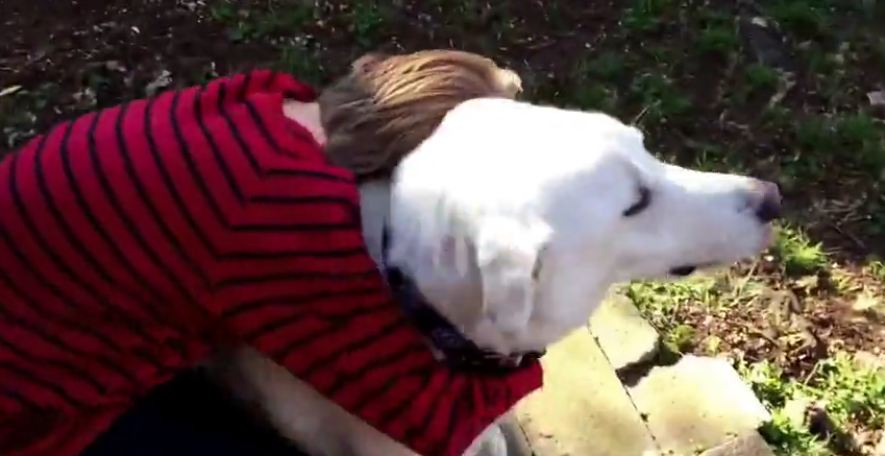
[0,50,536,456]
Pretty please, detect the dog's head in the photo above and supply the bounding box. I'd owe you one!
[387,98,780,354]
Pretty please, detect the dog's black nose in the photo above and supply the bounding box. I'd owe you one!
[754,180,782,222]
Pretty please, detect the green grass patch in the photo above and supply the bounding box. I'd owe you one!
[762,105,792,130]
[835,113,885,173]
[349,1,387,48]
[766,0,832,39]
[771,225,828,276]
[745,63,780,92]
[626,275,748,355]
[568,52,630,113]
[788,113,885,180]
[866,259,885,283]
[629,73,692,124]
[623,0,674,33]
[741,353,885,456]
[276,43,327,87]
[575,52,628,82]
[697,22,738,56]
[805,48,840,77]
[665,323,698,354]
[685,140,749,174]
[571,85,619,113]
[794,116,838,156]
[626,276,720,348]
[627,276,721,313]
[210,2,315,42]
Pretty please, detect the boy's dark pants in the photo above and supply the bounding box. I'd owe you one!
[81,370,308,456]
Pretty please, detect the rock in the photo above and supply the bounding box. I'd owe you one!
[496,413,533,456]
[853,292,882,312]
[875,432,885,456]
[469,423,507,456]
[629,355,771,454]
[145,69,172,96]
[854,351,885,372]
[515,328,659,456]
[700,432,775,456]
[782,396,812,428]
[590,295,661,371]
[738,16,796,72]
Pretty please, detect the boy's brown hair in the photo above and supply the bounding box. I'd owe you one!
[318,50,521,179]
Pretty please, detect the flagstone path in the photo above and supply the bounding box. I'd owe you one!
[509,296,775,456]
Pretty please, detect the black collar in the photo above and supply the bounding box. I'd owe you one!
[382,228,544,374]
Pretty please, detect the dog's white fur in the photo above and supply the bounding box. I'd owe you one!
[215,98,776,455]
[387,98,773,355]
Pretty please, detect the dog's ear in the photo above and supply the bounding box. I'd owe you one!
[475,216,550,335]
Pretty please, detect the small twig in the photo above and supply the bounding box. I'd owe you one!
[631,104,652,125]
[748,327,779,346]
[733,260,760,299]
[802,359,822,385]
[829,221,867,251]
[526,39,555,51]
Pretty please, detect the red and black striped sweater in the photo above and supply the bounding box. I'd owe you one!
[0,70,542,456]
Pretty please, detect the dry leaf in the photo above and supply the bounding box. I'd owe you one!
[853,292,881,312]
[0,85,22,98]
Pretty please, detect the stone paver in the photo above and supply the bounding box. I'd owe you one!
[875,432,885,456]
[629,355,771,455]
[589,295,660,371]
[853,350,885,372]
[515,328,659,456]
[700,433,776,456]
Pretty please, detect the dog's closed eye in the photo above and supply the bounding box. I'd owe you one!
[623,186,651,217]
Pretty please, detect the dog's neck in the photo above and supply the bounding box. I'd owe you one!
[358,180,545,370]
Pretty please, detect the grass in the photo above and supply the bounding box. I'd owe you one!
[277,43,326,87]
[625,275,722,350]
[835,114,885,172]
[696,19,738,56]
[742,354,885,455]
[629,73,692,125]
[571,85,619,112]
[746,63,780,92]
[866,260,885,283]
[771,225,828,276]
[623,0,674,33]
[766,0,832,39]
[576,52,628,83]
[349,1,386,48]
[625,277,720,357]
[687,140,745,173]
[785,112,885,183]
[209,2,314,42]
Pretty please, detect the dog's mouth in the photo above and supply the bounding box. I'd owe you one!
[668,265,697,276]
[669,259,733,276]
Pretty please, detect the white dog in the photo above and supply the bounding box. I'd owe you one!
[215,97,781,455]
